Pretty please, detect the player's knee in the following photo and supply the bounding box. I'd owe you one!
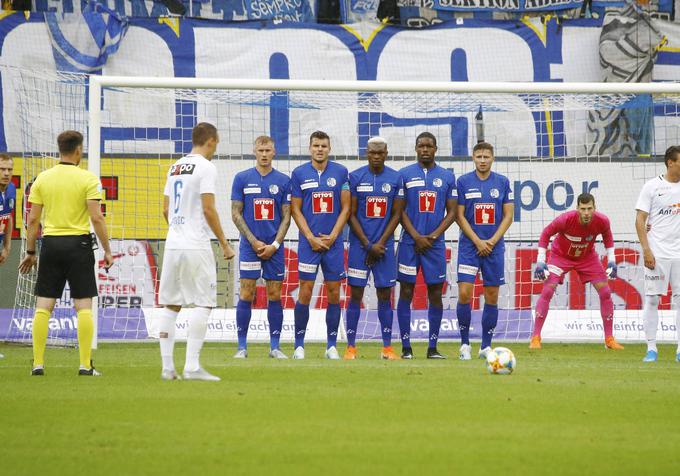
[399,282,414,301]
[350,286,364,303]
[597,285,612,301]
[326,283,341,304]
[646,295,660,308]
[458,284,472,304]
[540,284,557,300]
[427,285,443,307]
[376,287,391,302]
[266,282,282,302]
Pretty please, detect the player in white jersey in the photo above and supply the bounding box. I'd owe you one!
[635,145,680,363]
[157,122,235,380]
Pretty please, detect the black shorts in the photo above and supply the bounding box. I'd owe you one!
[35,235,97,299]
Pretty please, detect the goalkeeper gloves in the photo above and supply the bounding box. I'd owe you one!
[534,262,548,281]
[606,262,617,279]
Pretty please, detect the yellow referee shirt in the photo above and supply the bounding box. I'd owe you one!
[28,163,102,236]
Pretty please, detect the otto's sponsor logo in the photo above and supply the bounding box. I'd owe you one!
[254,198,275,221]
[312,191,334,214]
[366,196,387,218]
[474,203,495,225]
[419,191,436,213]
[567,243,588,257]
[169,163,196,176]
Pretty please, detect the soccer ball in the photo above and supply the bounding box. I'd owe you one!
[485,347,516,375]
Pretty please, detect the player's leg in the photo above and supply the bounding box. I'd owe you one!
[641,259,667,362]
[478,248,505,357]
[158,249,184,379]
[456,243,480,360]
[532,256,569,349]
[397,242,418,358]
[421,243,447,359]
[320,241,346,359]
[669,260,680,362]
[262,246,286,358]
[346,245,370,359]
[294,240,321,358]
[591,280,622,349]
[30,297,56,375]
[235,278,256,357]
[373,245,398,359]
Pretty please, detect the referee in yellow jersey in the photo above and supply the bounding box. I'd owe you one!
[19,130,113,376]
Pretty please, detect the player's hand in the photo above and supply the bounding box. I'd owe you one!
[475,239,493,257]
[256,244,276,260]
[222,242,236,260]
[642,248,655,270]
[606,262,617,279]
[0,248,8,265]
[318,233,336,249]
[534,262,548,281]
[103,251,114,270]
[365,242,386,266]
[251,239,267,254]
[18,254,38,274]
[309,236,330,252]
[414,235,433,253]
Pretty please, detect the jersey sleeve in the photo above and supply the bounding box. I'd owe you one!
[448,172,457,200]
[600,215,615,248]
[230,173,244,202]
[538,214,564,248]
[282,176,291,205]
[86,173,103,201]
[200,162,217,195]
[396,175,405,199]
[8,185,16,212]
[349,171,358,196]
[341,166,350,191]
[635,181,653,214]
[503,176,514,203]
[290,169,302,198]
[28,176,43,205]
[456,176,466,206]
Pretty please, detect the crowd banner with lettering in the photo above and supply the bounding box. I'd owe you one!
[433,0,583,12]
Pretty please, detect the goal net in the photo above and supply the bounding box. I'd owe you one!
[4,66,680,345]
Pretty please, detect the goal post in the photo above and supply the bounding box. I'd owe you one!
[6,66,680,346]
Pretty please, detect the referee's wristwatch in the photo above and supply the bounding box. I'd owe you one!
[25,250,36,255]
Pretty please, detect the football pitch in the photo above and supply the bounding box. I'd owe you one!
[1,342,679,476]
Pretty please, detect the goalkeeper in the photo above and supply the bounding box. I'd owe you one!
[531,193,623,350]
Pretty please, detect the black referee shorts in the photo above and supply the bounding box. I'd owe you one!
[35,235,98,299]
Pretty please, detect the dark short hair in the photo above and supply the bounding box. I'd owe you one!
[309,130,330,145]
[577,192,595,206]
[416,131,437,146]
[57,130,84,155]
[192,122,218,146]
[472,142,494,155]
[664,145,680,168]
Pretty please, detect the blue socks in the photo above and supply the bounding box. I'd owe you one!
[397,299,411,348]
[326,303,341,349]
[267,300,283,351]
[294,302,309,348]
[428,305,443,349]
[377,299,393,347]
[236,299,252,350]
[456,302,471,345]
[346,300,361,347]
[481,303,498,349]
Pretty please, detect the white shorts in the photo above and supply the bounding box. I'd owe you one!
[643,258,680,296]
[159,248,217,307]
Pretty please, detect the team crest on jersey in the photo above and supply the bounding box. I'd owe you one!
[419,191,436,213]
[169,163,196,176]
[433,178,443,188]
[327,177,336,187]
[474,203,495,225]
[490,188,499,198]
[269,184,279,195]
[254,198,275,221]
[366,196,387,218]
[382,183,391,193]
[312,191,334,214]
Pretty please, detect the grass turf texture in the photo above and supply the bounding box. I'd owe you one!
[1,342,679,476]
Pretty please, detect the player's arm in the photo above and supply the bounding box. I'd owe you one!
[457,203,491,256]
[231,200,265,254]
[348,194,370,248]
[320,189,351,248]
[401,208,431,253]
[534,216,561,280]
[18,203,41,273]
[428,197,457,242]
[204,193,234,260]
[163,195,170,224]
[488,202,514,247]
[258,203,291,261]
[291,197,328,252]
[635,209,655,269]
[0,214,11,264]
[87,199,113,268]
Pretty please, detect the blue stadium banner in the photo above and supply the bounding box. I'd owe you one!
[433,0,583,11]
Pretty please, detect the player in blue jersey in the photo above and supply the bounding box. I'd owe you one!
[455,142,514,360]
[231,136,292,359]
[397,132,457,359]
[290,131,351,359]
[0,154,14,359]
[345,137,404,360]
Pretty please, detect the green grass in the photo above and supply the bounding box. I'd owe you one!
[1,342,679,476]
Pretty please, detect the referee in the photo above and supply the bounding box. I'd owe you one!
[19,130,113,376]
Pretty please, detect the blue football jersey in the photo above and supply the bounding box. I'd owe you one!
[0,182,16,240]
[456,171,513,243]
[349,165,404,245]
[290,161,349,240]
[399,163,457,245]
[231,167,291,244]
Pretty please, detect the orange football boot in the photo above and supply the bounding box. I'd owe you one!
[529,336,542,349]
[343,345,358,360]
[605,336,624,350]
[380,346,399,360]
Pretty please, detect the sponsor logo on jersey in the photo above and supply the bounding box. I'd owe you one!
[565,234,582,242]
[474,203,495,225]
[244,187,261,194]
[490,188,500,198]
[366,196,387,218]
[327,177,337,187]
[458,264,478,275]
[567,243,588,257]
[382,183,391,193]
[269,184,279,194]
[254,198,275,221]
[405,179,425,189]
[312,191,334,214]
[419,191,436,213]
[300,181,318,190]
[240,261,262,271]
[465,192,482,199]
[169,163,196,176]
[658,203,680,215]
[348,267,368,279]
[357,185,373,193]
[433,178,443,188]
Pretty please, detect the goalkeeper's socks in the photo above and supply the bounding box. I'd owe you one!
[76,309,94,368]
[377,299,393,347]
[346,299,361,347]
[533,284,556,337]
[236,299,252,350]
[481,303,498,349]
[428,305,443,349]
[326,303,341,349]
[32,308,50,367]
[157,307,179,370]
[397,299,412,348]
[597,285,614,338]
[185,307,210,373]
[267,300,284,351]
[456,302,472,345]
[294,302,309,348]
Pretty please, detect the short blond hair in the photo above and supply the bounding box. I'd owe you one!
[254,136,274,147]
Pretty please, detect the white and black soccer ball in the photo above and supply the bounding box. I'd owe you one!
[485,347,516,375]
